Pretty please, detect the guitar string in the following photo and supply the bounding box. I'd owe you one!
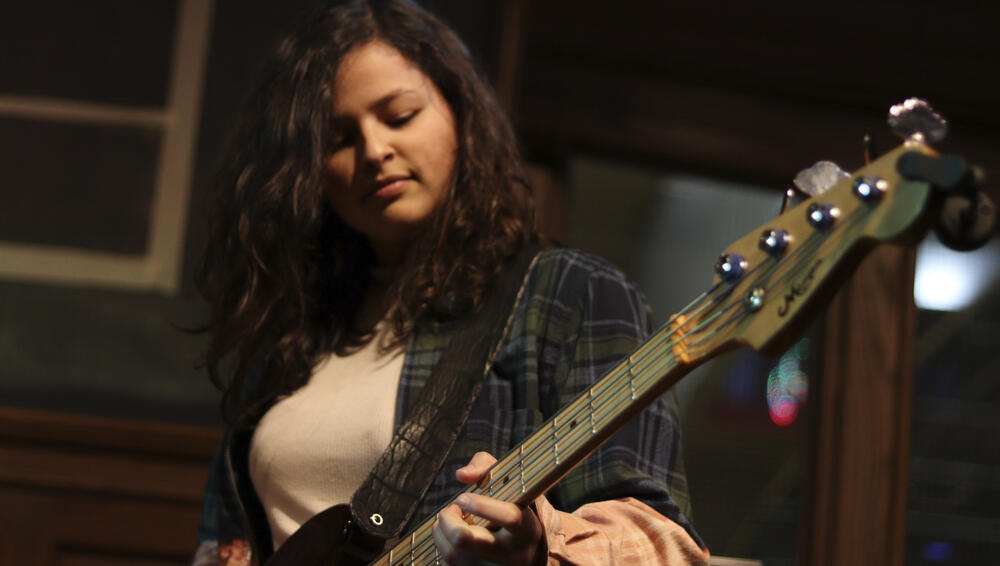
[386,221,846,566]
[385,195,877,565]
[684,204,870,352]
[388,288,728,566]
[463,276,754,501]
[751,204,869,297]
[394,227,854,566]
[381,348,679,565]
[385,312,696,565]
[451,209,876,563]
[393,261,852,564]
[610,194,871,364]
[472,193,881,560]
[389,341,685,566]
[388,209,870,566]
[521,212,863,468]
[441,286,735,501]
[711,197,871,335]
[397,325,692,566]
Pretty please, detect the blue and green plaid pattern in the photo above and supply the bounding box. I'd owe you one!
[195,248,702,560]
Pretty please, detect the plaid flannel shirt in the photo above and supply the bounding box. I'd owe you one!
[194,248,702,565]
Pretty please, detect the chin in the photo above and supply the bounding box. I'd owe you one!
[371,217,429,242]
[380,206,436,228]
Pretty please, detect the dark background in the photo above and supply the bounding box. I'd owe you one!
[1,1,998,564]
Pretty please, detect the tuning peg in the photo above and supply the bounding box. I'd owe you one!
[896,151,995,250]
[888,98,948,143]
[794,161,850,197]
[897,152,968,191]
[781,161,850,213]
[863,132,878,164]
[934,166,997,252]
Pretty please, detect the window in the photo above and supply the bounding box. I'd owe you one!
[0,0,214,294]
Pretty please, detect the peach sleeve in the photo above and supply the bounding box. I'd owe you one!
[534,495,710,565]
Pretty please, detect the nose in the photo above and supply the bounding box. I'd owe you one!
[359,122,393,167]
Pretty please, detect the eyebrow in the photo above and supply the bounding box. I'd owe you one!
[370,88,419,110]
[332,88,421,121]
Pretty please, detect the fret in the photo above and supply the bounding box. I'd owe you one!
[626,359,637,400]
[409,532,415,565]
[551,417,559,465]
[588,387,596,434]
[519,443,526,494]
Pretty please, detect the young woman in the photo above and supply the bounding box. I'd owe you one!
[193,1,708,564]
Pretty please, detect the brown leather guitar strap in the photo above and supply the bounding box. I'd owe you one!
[348,244,542,542]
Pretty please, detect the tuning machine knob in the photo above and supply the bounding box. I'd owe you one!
[715,253,747,282]
[759,229,791,256]
[888,98,948,144]
[853,176,887,203]
[807,203,839,230]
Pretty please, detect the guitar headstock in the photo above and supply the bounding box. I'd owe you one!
[670,141,937,361]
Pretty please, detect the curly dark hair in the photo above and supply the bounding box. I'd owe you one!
[198,0,537,422]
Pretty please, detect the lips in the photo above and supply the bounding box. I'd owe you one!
[365,174,412,201]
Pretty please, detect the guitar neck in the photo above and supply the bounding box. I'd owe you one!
[370,317,703,565]
[473,322,695,506]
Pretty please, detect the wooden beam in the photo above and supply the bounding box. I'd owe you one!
[805,244,916,566]
[494,0,527,118]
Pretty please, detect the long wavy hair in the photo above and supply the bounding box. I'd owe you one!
[198,0,536,422]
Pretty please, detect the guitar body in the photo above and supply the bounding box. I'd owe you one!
[266,505,380,566]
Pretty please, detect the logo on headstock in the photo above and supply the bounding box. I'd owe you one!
[778,259,824,317]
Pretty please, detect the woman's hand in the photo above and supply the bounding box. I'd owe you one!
[432,451,545,565]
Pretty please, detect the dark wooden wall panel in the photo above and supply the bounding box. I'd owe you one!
[515,0,1000,199]
[0,408,221,566]
[523,1,998,113]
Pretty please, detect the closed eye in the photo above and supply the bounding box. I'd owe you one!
[386,110,418,128]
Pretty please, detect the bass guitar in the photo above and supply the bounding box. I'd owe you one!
[268,99,994,566]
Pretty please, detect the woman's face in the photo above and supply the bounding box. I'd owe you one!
[324,40,458,264]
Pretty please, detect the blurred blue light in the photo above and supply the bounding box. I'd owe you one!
[921,540,953,562]
[914,234,1000,311]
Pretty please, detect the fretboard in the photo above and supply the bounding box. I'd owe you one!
[368,313,702,566]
